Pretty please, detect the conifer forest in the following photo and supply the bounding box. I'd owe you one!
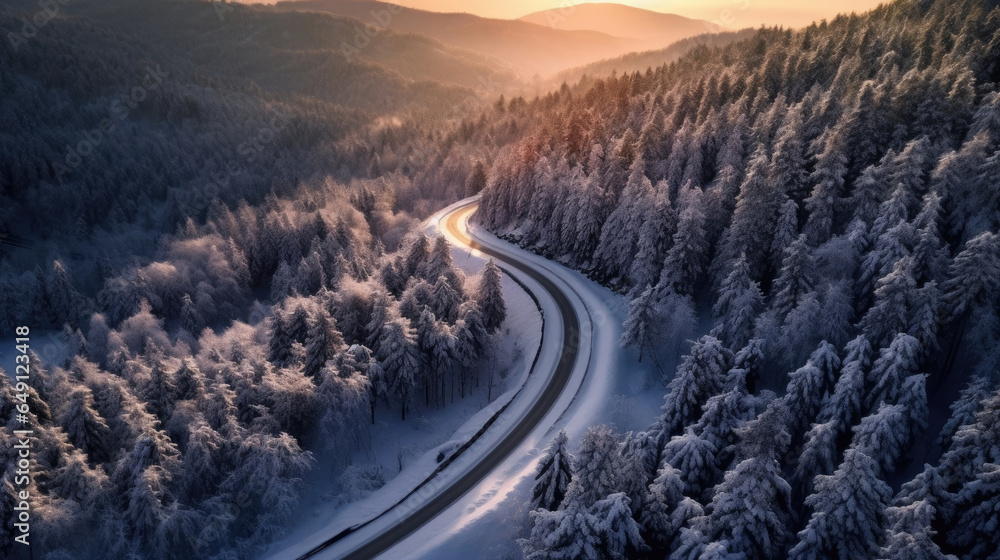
[1,0,999,558]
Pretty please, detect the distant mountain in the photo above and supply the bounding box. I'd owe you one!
[0,0,518,250]
[518,3,721,52]
[63,0,518,109]
[552,29,756,87]
[273,0,641,77]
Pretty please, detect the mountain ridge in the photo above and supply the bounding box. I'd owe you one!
[518,2,722,52]
[273,0,696,76]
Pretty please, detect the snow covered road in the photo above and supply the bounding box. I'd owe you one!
[275,197,661,560]
[279,198,596,559]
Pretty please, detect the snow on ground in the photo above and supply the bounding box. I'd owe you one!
[262,200,547,559]
[264,197,678,559]
[371,204,668,560]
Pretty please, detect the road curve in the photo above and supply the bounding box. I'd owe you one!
[296,201,583,560]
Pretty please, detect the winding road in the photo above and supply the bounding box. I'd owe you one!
[295,201,585,559]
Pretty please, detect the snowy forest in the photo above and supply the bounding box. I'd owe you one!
[475,0,1000,558]
[0,184,508,558]
[2,0,1000,558]
[0,0,512,557]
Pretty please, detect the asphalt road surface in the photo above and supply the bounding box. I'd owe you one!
[297,201,583,559]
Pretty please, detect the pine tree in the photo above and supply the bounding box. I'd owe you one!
[793,421,839,504]
[910,191,947,285]
[423,236,456,284]
[851,404,909,475]
[376,316,420,421]
[662,430,720,500]
[594,156,655,283]
[693,384,753,468]
[563,425,623,510]
[860,256,919,349]
[572,166,611,265]
[858,184,915,300]
[880,497,951,560]
[592,492,648,558]
[655,336,732,441]
[717,145,779,280]
[866,333,921,411]
[730,337,765,392]
[852,163,887,226]
[943,231,1000,323]
[936,391,1000,499]
[908,281,942,357]
[620,285,658,363]
[286,305,311,346]
[936,376,992,451]
[531,431,574,511]
[476,259,506,334]
[711,253,763,350]
[366,361,387,425]
[59,386,113,464]
[430,275,461,323]
[929,133,989,240]
[140,361,178,422]
[640,465,686,551]
[817,354,866,447]
[697,405,793,560]
[403,233,430,277]
[365,290,393,353]
[771,198,801,269]
[48,260,87,327]
[899,374,929,448]
[520,505,603,560]
[172,359,205,402]
[789,449,891,560]
[803,128,849,246]
[783,358,831,440]
[304,310,345,379]
[671,519,710,559]
[630,189,676,289]
[770,103,810,201]
[948,462,1000,559]
[654,184,709,297]
[841,333,874,369]
[125,467,168,543]
[619,434,654,515]
[771,235,817,319]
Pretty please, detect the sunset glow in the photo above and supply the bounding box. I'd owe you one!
[388,0,889,28]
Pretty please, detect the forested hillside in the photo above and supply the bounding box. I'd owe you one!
[274,0,640,78]
[4,0,1000,557]
[0,0,511,270]
[550,30,757,89]
[0,176,509,559]
[474,0,1000,557]
[518,3,720,52]
[0,0,511,557]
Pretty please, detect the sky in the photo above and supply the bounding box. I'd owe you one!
[386,0,888,29]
